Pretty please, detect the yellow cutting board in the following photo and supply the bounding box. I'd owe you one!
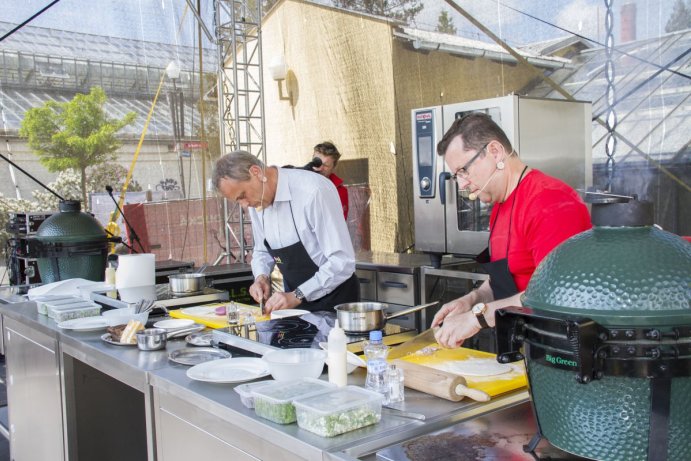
[399,346,527,397]
[169,303,270,329]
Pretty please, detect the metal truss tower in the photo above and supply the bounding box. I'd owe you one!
[213,0,266,264]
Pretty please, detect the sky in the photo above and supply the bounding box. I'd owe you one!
[0,0,677,47]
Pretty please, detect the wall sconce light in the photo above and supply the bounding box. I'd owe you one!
[269,56,293,106]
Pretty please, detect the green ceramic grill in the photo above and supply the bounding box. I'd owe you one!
[33,200,109,283]
[495,198,691,461]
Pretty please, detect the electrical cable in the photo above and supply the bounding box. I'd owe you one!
[0,0,62,43]
[497,0,691,81]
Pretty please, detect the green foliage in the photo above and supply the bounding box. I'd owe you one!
[666,0,691,33]
[436,10,457,35]
[332,0,423,24]
[19,86,136,207]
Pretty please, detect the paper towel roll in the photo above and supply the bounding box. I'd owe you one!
[116,254,155,289]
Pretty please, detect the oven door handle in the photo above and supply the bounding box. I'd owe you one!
[438,171,451,204]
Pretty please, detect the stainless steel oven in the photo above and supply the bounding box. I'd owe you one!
[412,95,592,263]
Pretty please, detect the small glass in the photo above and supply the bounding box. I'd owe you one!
[226,302,239,325]
[386,364,405,404]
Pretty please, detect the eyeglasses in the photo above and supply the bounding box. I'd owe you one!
[451,143,489,182]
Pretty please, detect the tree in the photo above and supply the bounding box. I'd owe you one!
[332,0,423,24]
[666,0,691,33]
[19,86,136,209]
[436,10,457,35]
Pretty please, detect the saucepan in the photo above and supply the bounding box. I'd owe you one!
[168,273,206,294]
[334,301,438,333]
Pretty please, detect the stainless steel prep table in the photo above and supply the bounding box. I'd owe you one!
[0,300,528,461]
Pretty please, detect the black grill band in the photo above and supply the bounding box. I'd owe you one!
[648,377,671,461]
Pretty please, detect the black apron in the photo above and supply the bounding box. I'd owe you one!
[475,166,529,300]
[263,202,359,312]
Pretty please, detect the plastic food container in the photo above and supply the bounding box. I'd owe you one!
[48,302,101,322]
[293,386,382,437]
[251,378,334,424]
[234,379,275,409]
[34,296,78,315]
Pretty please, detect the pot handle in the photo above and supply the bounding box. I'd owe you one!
[385,301,438,320]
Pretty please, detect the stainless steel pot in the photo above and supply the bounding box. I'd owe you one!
[168,273,206,294]
[334,301,438,333]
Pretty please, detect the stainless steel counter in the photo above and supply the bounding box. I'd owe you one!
[0,300,529,461]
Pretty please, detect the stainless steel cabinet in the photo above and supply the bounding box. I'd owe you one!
[356,269,376,301]
[4,317,64,461]
[356,269,419,330]
[154,387,305,461]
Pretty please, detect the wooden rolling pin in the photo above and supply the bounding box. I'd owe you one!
[393,359,491,402]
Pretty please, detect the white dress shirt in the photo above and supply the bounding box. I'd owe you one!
[249,168,355,301]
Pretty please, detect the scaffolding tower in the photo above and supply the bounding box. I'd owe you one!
[213,0,266,265]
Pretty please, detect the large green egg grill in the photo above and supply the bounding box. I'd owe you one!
[495,200,691,461]
[35,200,109,283]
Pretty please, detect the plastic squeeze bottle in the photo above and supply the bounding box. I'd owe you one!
[328,320,348,386]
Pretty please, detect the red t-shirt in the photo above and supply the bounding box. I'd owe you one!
[329,173,349,221]
[489,169,591,292]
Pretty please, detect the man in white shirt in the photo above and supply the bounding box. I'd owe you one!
[213,151,359,314]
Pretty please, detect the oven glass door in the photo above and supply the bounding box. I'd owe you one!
[445,178,492,256]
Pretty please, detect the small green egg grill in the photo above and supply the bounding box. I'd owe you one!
[31,200,110,283]
[495,198,691,461]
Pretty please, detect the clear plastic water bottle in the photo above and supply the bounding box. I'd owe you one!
[364,330,389,401]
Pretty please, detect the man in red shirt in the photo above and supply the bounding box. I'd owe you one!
[431,113,591,348]
[312,141,349,221]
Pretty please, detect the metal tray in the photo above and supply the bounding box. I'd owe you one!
[168,347,231,366]
[185,331,214,347]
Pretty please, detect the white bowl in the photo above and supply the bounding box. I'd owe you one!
[101,307,149,326]
[262,349,327,381]
[318,342,366,374]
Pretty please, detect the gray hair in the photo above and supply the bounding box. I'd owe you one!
[212,151,265,189]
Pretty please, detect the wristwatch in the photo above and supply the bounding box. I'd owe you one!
[293,287,306,303]
[471,303,490,329]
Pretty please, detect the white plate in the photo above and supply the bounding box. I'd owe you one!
[154,319,195,330]
[101,333,137,347]
[186,358,270,383]
[270,309,310,320]
[57,317,112,331]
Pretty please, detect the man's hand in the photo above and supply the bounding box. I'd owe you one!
[434,311,482,348]
[431,298,473,328]
[264,292,302,313]
[249,275,271,304]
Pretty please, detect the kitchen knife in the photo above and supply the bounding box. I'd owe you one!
[388,327,439,360]
[393,359,491,402]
